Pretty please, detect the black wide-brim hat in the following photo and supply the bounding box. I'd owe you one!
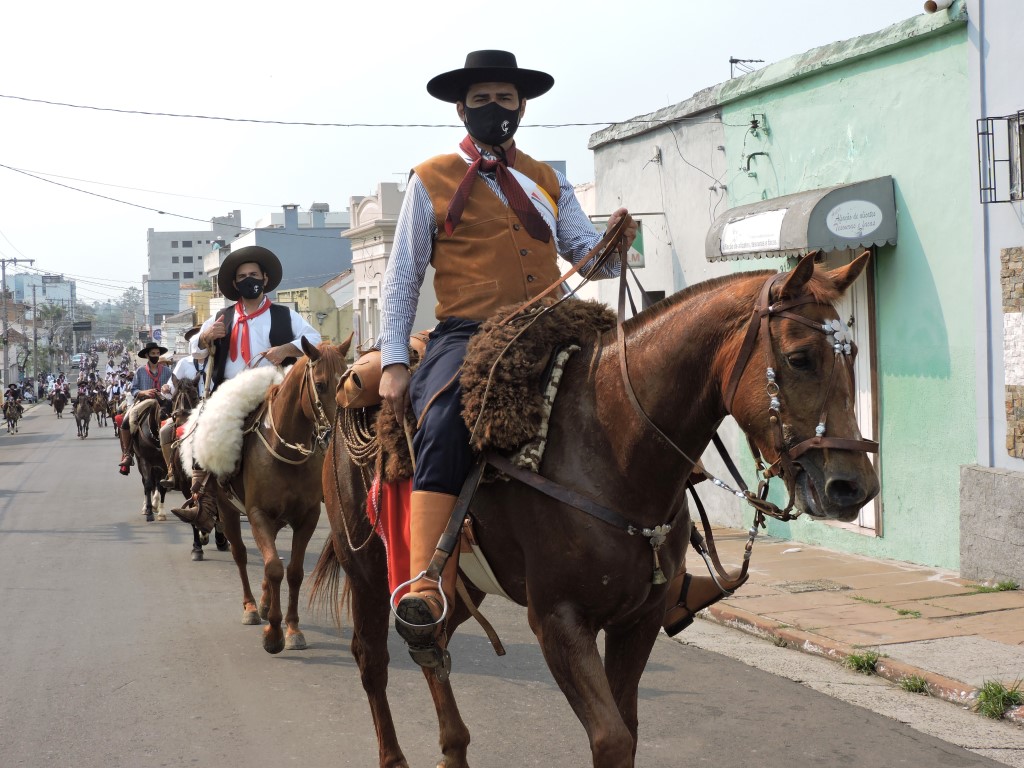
[427,50,554,104]
[183,325,202,341]
[138,341,168,358]
[218,245,283,301]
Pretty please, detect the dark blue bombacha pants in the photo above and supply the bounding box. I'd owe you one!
[408,318,480,495]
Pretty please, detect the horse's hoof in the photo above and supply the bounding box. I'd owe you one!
[191,547,204,562]
[263,629,285,655]
[199,530,210,546]
[284,632,307,651]
[145,511,154,522]
[155,511,167,521]
[241,609,261,625]
[215,534,229,552]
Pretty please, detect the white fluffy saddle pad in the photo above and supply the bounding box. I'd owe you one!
[179,365,285,478]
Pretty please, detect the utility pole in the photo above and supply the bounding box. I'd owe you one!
[0,257,34,387]
[31,285,38,381]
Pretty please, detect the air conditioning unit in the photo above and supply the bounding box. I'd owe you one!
[977,110,1024,203]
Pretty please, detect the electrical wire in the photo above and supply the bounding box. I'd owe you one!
[9,166,280,208]
[0,92,720,129]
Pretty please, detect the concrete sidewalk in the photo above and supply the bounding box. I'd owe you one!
[689,528,1024,722]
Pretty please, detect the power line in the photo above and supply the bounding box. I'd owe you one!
[0,92,699,129]
[0,162,353,240]
[8,166,280,208]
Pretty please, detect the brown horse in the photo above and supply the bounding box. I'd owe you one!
[311,253,880,768]
[91,390,109,428]
[212,337,349,654]
[72,393,91,438]
[52,390,67,418]
[3,401,20,433]
[127,397,168,522]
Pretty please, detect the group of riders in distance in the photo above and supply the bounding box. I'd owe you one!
[3,342,135,435]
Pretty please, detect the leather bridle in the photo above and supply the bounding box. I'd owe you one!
[721,271,879,519]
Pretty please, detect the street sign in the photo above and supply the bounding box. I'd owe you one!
[41,274,63,284]
[72,321,92,332]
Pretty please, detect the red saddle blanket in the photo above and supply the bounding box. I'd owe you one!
[366,476,413,600]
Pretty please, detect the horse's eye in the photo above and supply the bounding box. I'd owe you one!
[786,352,812,370]
[315,383,326,394]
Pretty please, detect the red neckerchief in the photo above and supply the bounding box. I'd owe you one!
[229,298,273,363]
[145,363,164,389]
[444,135,551,243]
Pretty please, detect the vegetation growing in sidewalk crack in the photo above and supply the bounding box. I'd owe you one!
[843,650,880,675]
[895,608,921,618]
[898,675,929,694]
[771,634,788,648]
[971,580,1019,594]
[974,679,1023,719]
[851,596,882,604]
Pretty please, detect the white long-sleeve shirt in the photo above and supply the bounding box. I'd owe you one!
[194,299,321,381]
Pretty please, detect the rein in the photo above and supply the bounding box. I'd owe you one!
[252,357,334,466]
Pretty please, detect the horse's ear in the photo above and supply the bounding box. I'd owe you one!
[777,251,818,300]
[337,331,354,358]
[171,373,179,387]
[828,250,871,296]
[301,336,321,361]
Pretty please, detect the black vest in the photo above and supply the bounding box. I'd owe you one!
[211,303,296,389]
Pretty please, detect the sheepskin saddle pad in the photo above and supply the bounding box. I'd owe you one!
[179,365,285,479]
[376,298,616,482]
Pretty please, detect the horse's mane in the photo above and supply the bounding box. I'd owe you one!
[621,264,843,334]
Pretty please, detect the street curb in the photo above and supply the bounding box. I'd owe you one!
[698,603,1006,715]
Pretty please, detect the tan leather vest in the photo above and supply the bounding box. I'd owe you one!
[414,150,562,321]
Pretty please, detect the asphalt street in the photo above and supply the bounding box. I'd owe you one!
[1,403,1021,767]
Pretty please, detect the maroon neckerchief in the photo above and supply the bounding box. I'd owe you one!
[444,135,551,243]
[144,362,164,390]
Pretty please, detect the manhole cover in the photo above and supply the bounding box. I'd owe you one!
[775,579,850,593]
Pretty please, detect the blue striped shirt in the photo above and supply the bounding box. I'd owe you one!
[379,153,618,367]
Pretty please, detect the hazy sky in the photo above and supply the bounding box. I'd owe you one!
[0,0,927,307]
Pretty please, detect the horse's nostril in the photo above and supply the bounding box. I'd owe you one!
[825,478,863,505]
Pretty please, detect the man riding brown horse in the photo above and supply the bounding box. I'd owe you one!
[376,50,639,670]
[118,342,172,475]
[170,245,321,526]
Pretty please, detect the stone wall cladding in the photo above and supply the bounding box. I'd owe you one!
[1002,247,1024,458]
[960,465,1024,584]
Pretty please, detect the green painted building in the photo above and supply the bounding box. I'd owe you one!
[590,1,1022,577]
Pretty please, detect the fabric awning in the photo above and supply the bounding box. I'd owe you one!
[705,176,897,262]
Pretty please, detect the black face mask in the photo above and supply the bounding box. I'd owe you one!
[235,276,265,300]
[148,355,160,364]
[464,102,520,148]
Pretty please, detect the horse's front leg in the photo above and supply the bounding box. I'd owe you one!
[219,500,261,625]
[246,507,287,654]
[530,603,635,768]
[281,505,320,651]
[603,609,664,760]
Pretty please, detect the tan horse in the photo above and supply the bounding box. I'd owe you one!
[311,253,880,767]
[213,337,349,654]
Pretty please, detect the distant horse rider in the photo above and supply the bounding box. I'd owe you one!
[158,326,207,491]
[117,341,172,476]
[4,383,24,418]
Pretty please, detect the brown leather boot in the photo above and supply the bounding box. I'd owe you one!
[118,426,134,475]
[394,490,459,671]
[171,470,216,532]
[663,569,730,637]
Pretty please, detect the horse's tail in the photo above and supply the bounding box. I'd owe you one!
[308,536,350,632]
